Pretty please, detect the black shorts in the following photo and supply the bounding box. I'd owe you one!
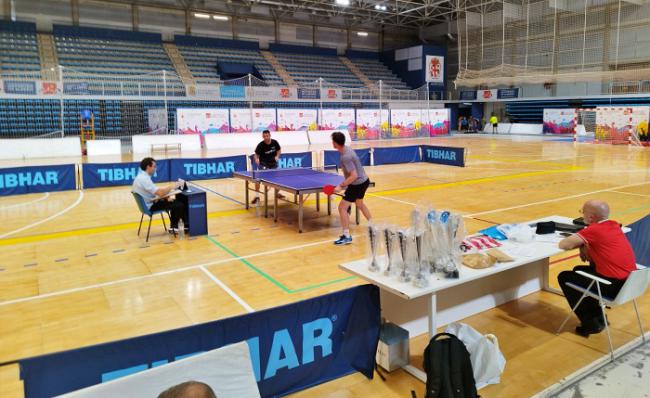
[343,179,370,202]
[259,162,277,170]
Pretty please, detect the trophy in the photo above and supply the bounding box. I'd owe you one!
[397,230,411,283]
[413,233,429,287]
[367,225,380,272]
[384,228,395,276]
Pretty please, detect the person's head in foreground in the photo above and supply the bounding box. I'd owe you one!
[140,157,156,176]
[580,199,609,225]
[157,381,217,398]
[331,131,346,150]
[262,129,271,144]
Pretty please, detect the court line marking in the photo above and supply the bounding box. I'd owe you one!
[465,181,650,217]
[188,181,245,205]
[205,236,357,294]
[0,192,50,210]
[199,266,254,313]
[0,237,350,306]
[0,190,84,239]
[610,190,650,198]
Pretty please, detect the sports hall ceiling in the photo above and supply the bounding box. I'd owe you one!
[99,0,499,30]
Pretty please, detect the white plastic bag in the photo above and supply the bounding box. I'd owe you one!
[496,223,535,243]
[444,322,506,389]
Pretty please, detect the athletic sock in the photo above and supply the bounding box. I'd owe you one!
[343,229,350,237]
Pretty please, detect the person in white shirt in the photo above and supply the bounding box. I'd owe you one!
[132,157,186,233]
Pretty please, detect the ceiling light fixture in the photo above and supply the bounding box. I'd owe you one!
[213,15,230,21]
[374,4,387,11]
[335,0,350,6]
[357,31,368,37]
[194,13,210,19]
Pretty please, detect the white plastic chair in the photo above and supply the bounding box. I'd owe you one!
[556,265,650,361]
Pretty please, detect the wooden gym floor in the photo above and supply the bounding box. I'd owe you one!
[1,135,649,397]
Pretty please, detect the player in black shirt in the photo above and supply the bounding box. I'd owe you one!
[252,130,282,204]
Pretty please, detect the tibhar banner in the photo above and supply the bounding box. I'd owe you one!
[319,109,355,134]
[0,164,77,196]
[355,109,389,140]
[170,156,247,181]
[82,160,170,189]
[425,55,444,83]
[176,108,229,134]
[277,109,318,131]
[543,108,576,134]
[147,108,168,133]
[20,285,381,398]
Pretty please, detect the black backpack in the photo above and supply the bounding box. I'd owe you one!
[422,333,479,398]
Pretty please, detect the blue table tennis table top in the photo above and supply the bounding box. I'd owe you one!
[234,168,344,191]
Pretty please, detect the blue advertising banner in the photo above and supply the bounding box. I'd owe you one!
[421,145,465,167]
[250,152,313,170]
[373,145,421,165]
[170,155,246,181]
[20,285,381,398]
[219,85,246,99]
[297,88,320,99]
[4,80,37,95]
[323,149,370,168]
[497,88,519,99]
[82,160,170,189]
[459,90,477,101]
[0,164,76,196]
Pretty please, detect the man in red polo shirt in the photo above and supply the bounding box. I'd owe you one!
[557,200,636,337]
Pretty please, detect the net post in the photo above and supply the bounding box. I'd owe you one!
[58,65,65,136]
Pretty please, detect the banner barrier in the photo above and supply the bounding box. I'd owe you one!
[170,156,247,181]
[0,164,76,196]
[421,145,465,167]
[373,145,421,165]
[19,285,381,398]
[323,149,370,168]
[176,108,229,134]
[250,152,313,170]
[542,108,576,134]
[82,160,170,189]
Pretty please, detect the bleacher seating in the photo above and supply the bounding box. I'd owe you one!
[0,21,41,78]
[53,25,185,96]
[272,51,364,87]
[348,57,409,89]
[175,35,281,85]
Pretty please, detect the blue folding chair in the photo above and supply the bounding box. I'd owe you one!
[131,192,169,242]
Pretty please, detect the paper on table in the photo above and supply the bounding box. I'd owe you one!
[157,189,182,200]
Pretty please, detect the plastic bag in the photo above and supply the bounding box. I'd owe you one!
[444,322,506,389]
[497,223,535,243]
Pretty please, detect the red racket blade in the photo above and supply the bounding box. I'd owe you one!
[323,184,335,196]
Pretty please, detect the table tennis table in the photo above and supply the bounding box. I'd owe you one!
[233,168,374,232]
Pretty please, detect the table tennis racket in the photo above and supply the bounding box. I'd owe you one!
[323,184,343,196]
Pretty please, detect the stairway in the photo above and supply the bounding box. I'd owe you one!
[163,42,196,87]
[260,50,296,86]
[37,33,59,81]
[339,56,375,89]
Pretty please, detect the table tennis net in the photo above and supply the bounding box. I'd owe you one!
[251,165,338,180]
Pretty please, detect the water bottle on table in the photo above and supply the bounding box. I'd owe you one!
[178,219,185,240]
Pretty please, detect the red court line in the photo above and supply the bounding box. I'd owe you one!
[550,254,579,265]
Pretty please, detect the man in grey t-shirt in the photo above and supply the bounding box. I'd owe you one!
[331,131,372,245]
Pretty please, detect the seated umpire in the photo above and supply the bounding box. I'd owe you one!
[557,200,636,337]
[132,157,187,233]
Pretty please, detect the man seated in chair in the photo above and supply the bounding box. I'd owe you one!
[132,157,187,233]
[557,200,637,337]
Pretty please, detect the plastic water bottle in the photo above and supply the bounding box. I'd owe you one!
[178,219,185,240]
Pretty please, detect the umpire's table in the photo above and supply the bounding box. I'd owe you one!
[233,167,374,233]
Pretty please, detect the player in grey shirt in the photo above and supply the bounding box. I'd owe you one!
[331,131,372,245]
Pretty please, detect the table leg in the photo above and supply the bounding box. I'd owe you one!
[264,186,269,218]
[274,188,279,222]
[298,193,304,233]
[401,292,437,383]
[316,192,320,212]
[543,258,564,296]
[244,181,249,210]
[327,195,331,216]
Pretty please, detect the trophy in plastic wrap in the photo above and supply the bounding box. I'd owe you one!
[383,228,397,277]
[367,225,380,272]
[397,230,412,283]
[413,233,429,288]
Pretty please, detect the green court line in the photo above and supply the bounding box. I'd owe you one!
[612,203,650,217]
[205,236,357,294]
